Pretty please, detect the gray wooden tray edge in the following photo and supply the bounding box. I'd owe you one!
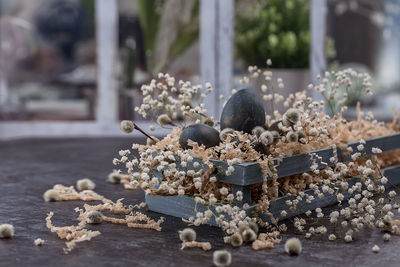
[146,164,400,227]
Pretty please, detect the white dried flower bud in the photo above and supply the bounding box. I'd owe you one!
[34,238,44,246]
[260,131,274,145]
[372,245,380,253]
[213,250,231,267]
[86,210,103,224]
[0,224,14,238]
[285,238,302,256]
[120,120,135,133]
[43,189,60,202]
[157,114,172,126]
[179,228,196,242]
[76,178,96,191]
[286,131,298,142]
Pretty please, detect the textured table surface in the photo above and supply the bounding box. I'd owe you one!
[0,137,399,267]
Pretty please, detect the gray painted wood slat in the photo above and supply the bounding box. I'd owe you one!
[147,133,400,226]
[146,164,400,227]
[210,132,400,185]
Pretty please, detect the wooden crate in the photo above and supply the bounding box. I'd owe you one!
[146,133,400,226]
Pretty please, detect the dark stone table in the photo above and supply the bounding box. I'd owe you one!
[0,138,399,267]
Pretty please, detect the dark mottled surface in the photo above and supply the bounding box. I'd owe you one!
[0,138,399,267]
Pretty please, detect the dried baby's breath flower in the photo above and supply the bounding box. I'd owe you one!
[157,114,172,126]
[43,189,60,202]
[0,224,14,238]
[230,233,243,247]
[34,238,44,246]
[120,120,135,133]
[284,238,302,256]
[372,147,382,154]
[179,228,196,242]
[76,178,96,191]
[86,210,103,224]
[213,250,232,267]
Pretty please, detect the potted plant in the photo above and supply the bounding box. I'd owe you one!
[235,0,335,112]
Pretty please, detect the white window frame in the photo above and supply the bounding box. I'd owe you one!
[0,0,326,139]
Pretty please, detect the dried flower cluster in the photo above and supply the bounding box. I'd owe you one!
[100,60,400,266]
[113,65,400,252]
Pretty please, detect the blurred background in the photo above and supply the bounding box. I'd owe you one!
[0,0,399,139]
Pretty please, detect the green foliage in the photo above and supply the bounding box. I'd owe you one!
[138,0,162,54]
[235,0,311,68]
[138,0,199,74]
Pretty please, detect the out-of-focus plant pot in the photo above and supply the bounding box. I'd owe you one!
[255,68,310,115]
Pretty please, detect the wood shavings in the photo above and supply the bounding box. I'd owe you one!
[64,229,101,254]
[181,241,212,251]
[46,211,100,254]
[51,184,105,201]
[45,186,165,254]
[252,231,281,250]
[83,199,132,214]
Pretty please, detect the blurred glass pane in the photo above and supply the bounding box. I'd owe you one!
[117,0,200,121]
[0,0,96,121]
[327,0,400,120]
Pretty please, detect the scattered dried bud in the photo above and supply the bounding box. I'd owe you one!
[285,237,302,255]
[34,238,44,246]
[86,210,103,224]
[230,233,243,247]
[213,250,232,267]
[107,172,122,184]
[242,228,257,243]
[43,189,60,202]
[76,178,96,191]
[179,228,196,242]
[0,224,14,238]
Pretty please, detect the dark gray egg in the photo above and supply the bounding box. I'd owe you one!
[179,124,221,149]
[220,88,266,133]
